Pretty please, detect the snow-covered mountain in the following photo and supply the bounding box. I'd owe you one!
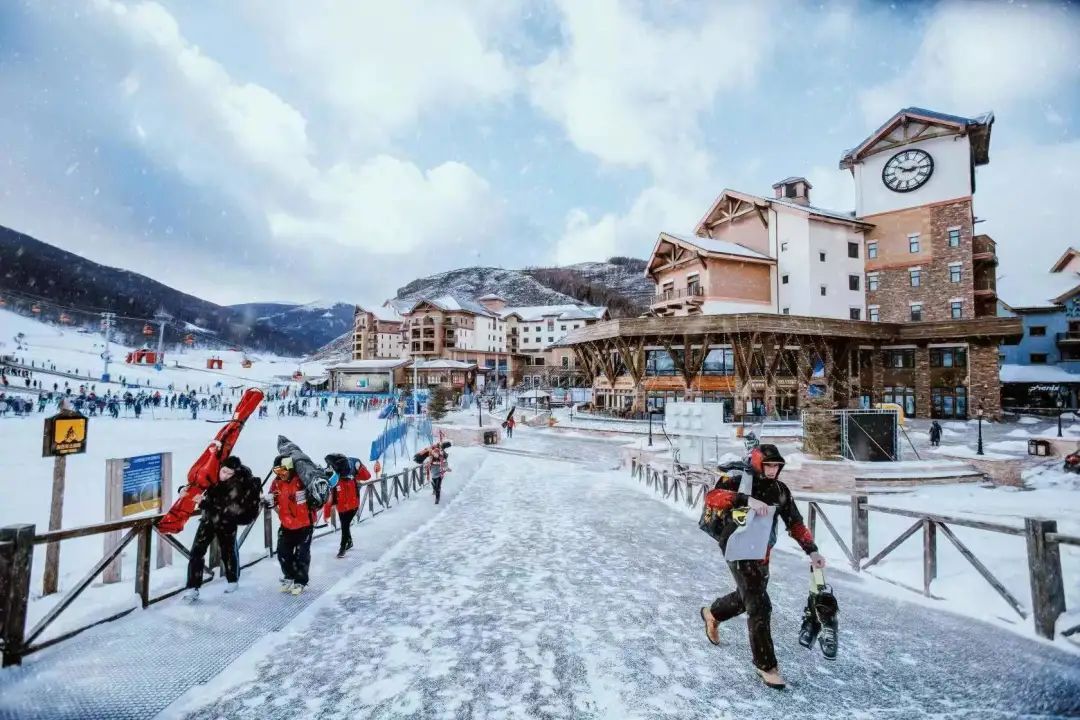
[230,300,354,353]
[396,267,578,306]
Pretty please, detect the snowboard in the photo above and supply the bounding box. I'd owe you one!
[413,441,452,464]
[158,387,264,534]
[277,436,332,509]
[501,406,515,429]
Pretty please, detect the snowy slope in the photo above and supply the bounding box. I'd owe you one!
[396,266,579,306]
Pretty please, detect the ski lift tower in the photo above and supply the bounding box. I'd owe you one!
[100,312,116,382]
[153,309,172,370]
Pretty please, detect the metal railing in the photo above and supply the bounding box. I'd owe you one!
[654,286,705,302]
[0,465,430,667]
[629,457,1077,640]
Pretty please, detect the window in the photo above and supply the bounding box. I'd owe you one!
[867,273,879,292]
[1029,326,1047,337]
[782,274,789,285]
[932,387,967,419]
[820,285,827,296]
[849,308,862,320]
[885,350,916,368]
[868,306,879,322]
[560,325,566,331]
[687,273,701,295]
[868,242,878,259]
[1030,353,1048,364]
[909,269,921,287]
[950,301,963,320]
[930,348,967,368]
[910,304,923,321]
[782,307,790,315]
[562,356,569,368]
[848,242,859,259]
[785,184,798,198]
[702,348,735,375]
[781,241,788,252]
[547,337,554,343]
[522,338,528,344]
[849,275,860,291]
[884,386,916,417]
[908,234,920,253]
[949,264,962,283]
[819,251,826,262]
[948,228,961,247]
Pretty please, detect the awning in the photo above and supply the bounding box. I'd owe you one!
[1000,364,1080,384]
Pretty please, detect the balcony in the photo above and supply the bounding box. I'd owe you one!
[973,234,997,264]
[653,285,705,307]
[1057,332,1080,346]
[974,278,997,297]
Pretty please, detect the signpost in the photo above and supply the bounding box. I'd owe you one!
[104,453,172,583]
[40,410,89,596]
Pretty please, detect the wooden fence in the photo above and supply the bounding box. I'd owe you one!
[629,457,1078,641]
[0,465,430,667]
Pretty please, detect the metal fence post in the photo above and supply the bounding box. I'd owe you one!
[1,524,35,667]
[135,523,152,608]
[1025,518,1065,639]
[922,519,937,596]
[263,505,274,555]
[380,478,390,508]
[851,494,869,571]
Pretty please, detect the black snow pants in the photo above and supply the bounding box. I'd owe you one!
[186,518,238,589]
[710,560,776,670]
[431,475,443,504]
[277,526,313,586]
[338,509,357,552]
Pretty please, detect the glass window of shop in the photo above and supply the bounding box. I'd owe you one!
[701,347,735,375]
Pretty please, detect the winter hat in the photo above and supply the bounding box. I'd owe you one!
[221,456,242,471]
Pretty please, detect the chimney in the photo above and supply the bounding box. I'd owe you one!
[772,177,812,206]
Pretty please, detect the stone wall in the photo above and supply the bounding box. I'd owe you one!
[968,342,1002,420]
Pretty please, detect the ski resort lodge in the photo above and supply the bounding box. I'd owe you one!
[561,108,1022,420]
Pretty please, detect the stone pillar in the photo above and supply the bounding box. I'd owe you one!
[914,344,931,419]
[969,342,1002,420]
[870,347,884,405]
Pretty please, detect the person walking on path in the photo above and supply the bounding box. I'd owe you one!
[181,456,257,601]
[929,421,942,448]
[505,416,515,439]
[327,411,334,427]
[324,458,371,558]
[339,412,345,430]
[267,456,315,595]
[699,444,825,690]
[426,443,449,505]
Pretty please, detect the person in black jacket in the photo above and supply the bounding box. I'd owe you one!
[699,444,825,690]
[182,456,257,601]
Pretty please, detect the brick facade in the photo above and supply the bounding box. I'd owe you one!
[968,341,1002,420]
[864,198,978,323]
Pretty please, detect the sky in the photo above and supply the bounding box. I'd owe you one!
[0,0,1077,308]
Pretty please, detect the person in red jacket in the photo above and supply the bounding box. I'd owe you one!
[699,444,825,690]
[267,457,314,595]
[324,460,371,558]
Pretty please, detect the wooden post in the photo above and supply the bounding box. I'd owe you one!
[922,518,937,596]
[851,494,869,571]
[1,524,35,667]
[1025,518,1065,640]
[42,456,67,595]
[135,524,152,608]
[103,458,123,584]
[157,453,173,569]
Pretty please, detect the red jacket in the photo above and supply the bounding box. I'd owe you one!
[272,472,313,530]
[323,464,371,518]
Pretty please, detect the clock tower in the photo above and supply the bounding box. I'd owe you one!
[840,108,997,322]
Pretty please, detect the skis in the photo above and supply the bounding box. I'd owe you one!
[159,387,264,534]
[798,567,839,660]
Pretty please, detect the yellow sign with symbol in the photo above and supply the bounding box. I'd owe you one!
[42,411,89,457]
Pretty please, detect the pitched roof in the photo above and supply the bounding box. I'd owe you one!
[660,232,772,261]
[327,359,408,371]
[500,304,607,322]
[693,189,871,236]
[839,107,994,169]
[998,271,1080,310]
[408,359,477,370]
[771,176,812,189]
[411,295,496,317]
[477,293,506,301]
[1050,248,1080,273]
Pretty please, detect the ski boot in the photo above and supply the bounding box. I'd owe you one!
[223,582,239,594]
[290,584,306,596]
[279,579,294,593]
[181,588,199,603]
[814,587,839,660]
[798,596,821,649]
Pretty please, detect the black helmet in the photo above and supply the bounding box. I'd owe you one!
[750,444,785,475]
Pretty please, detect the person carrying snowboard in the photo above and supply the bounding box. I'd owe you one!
[323,456,371,558]
[181,456,259,601]
[505,415,515,439]
[699,444,825,690]
[929,420,942,447]
[267,456,315,595]
[426,443,448,504]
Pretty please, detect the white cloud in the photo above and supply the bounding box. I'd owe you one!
[529,0,771,180]
[859,2,1080,123]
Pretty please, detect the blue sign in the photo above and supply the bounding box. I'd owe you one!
[122,453,164,517]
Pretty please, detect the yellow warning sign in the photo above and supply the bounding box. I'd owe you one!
[43,411,89,457]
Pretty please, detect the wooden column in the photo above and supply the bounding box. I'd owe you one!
[42,456,67,596]
[1026,519,1065,639]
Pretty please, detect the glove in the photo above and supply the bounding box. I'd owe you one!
[809,552,827,569]
[261,493,275,508]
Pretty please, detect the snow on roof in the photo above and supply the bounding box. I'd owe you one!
[768,197,865,224]
[661,232,772,261]
[477,293,506,301]
[386,298,417,314]
[408,359,477,370]
[771,176,812,188]
[413,295,495,317]
[998,271,1080,309]
[369,305,403,323]
[518,389,550,398]
[1000,364,1080,384]
[500,304,607,322]
[326,359,408,371]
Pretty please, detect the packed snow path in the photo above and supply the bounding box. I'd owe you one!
[3,440,1079,719]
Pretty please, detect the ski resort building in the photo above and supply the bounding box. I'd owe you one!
[499,303,608,388]
[352,304,406,361]
[562,107,1020,420]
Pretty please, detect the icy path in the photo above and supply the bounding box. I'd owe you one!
[164,448,1078,720]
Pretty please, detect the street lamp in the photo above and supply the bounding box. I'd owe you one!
[477,394,483,428]
[1057,394,1065,438]
[648,408,654,447]
[976,403,984,456]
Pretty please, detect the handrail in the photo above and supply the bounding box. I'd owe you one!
[629,457,1071,640]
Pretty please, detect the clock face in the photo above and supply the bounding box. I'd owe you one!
[882,149,934,193]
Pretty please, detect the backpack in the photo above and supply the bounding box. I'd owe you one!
[219,465,263,526]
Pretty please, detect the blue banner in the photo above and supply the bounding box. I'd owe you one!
[122,453,163,517]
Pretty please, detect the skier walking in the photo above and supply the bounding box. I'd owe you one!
[929,420,942,448]
[426,443,448,505]
[324,457,371,558]
[699,444,825,690]
[267,456,314,595]
[327,411,333,427]
[339,413,345,430]
[505,416,515,439]
[181,456,258,601]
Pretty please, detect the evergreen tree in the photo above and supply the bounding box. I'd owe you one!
[428,386,450,420]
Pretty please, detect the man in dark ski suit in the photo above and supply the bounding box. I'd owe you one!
[700,444,825,689]
[182,456,258,600]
